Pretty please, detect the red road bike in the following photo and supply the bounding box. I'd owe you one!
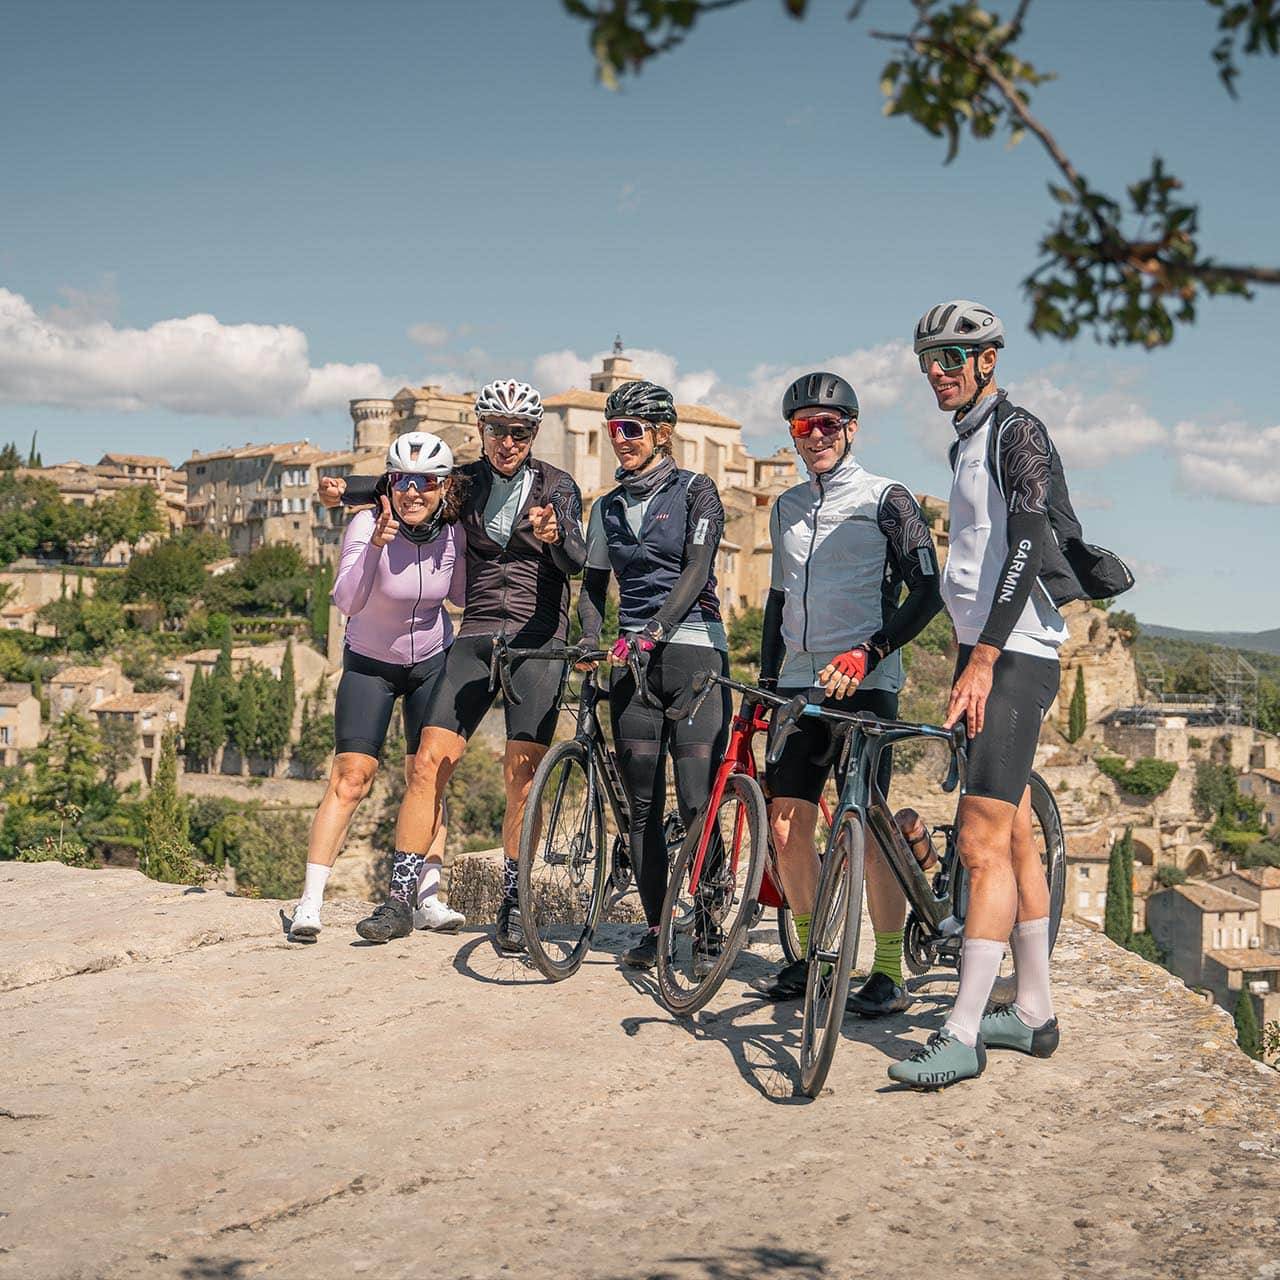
[655,675,831,1017]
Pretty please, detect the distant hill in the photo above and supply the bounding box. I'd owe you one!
[1140,623,1280,658]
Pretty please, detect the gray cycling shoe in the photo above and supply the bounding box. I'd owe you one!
[980,1005,1060,1057]
[887,1029,986,1090]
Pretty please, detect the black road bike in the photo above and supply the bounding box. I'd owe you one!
[492,638,684,981]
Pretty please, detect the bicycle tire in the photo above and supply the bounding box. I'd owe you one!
[798,812,865,1098]
[656,773,768,1018]
[517,738,608,982]
[776,793,834,966]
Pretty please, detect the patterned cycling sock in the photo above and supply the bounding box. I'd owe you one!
[870,929,905,987]
[417,860,441,908]
[502,857,519,904]
[793,912,811,957]
[389,851,426,906]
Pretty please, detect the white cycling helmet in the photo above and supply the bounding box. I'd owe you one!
[474,378,544,425]
[385,431,453,476]
[913,300,1005,353]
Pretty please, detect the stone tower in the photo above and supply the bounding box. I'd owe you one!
[590,337,638,395]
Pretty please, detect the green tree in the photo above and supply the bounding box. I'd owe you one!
[1067,667,1087,743]
[91,485,163,555]
[183,668,224,771]
[230,668,261,765]
[1107,609,1139,645]
[98,715,139,787]
[279,640,297,729]
[1234,988,1262,1061]
[252,664,291,768]
[119,539,205,618]
[27,432,40,468]
[1154,863,1187,889]
[292,686,333,779]
[1104,827,1134,948]
[727,604,763,670]
[0,442,20,470]
[1096,756,1178,797]
[564,0,1280,348]
[139,728,203,884]
[310,561,333,648]
[31,708,101,809]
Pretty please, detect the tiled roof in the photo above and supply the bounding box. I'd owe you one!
[1204,948,1280,971]
[50,665,115,686]
[98,453,172,467]
[93,693,172,714]
[0,683,34,705]
[1218,867,1280,890]
[1170,883,1259,914]
[1248,767,1280,786]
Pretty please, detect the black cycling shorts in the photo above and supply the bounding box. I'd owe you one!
[955,644,1060,805]
[424,633,566,746]
[335,646,448,759]
[765,686,898,806]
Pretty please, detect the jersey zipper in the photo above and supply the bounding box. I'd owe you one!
[411,545,424,663]
[801,470,827,653]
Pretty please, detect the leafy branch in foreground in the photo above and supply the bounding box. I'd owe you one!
[564,0,1280,347]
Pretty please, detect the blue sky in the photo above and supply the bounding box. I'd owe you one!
[2,0,1278,630]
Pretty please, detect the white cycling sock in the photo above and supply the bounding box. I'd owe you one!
[944,938,1005,1047]
[301,862,332,907]
[417,860,442,907]
[1011,917,1054,1027]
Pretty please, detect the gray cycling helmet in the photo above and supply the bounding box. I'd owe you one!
[605,379,677,424]
[782,372,858,421]
[913,300,1005,353]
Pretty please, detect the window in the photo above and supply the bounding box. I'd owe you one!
[1214,927,1223,948]
[1079,866,1091,879]
[1077,891,1089,909]
[587,431,598,457]
[0,727,9,745]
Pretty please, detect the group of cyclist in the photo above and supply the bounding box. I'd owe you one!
[291,299,1078,1091]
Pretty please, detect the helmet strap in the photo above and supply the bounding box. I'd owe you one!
[952,348,994,420]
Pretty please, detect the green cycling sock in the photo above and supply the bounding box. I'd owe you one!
[793,912,811,957]
[870,928,905,986]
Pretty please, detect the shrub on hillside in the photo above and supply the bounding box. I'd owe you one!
[1096,755,1178,797]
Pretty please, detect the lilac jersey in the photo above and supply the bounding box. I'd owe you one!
[332,510,466,666]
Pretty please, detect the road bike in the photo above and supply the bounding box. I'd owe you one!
[493,638,683,982]
[764,692,1065,1097]
[654,673,832,1017]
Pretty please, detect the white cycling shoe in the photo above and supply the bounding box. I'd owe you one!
[289,899,322,940]
[414,899,466,932]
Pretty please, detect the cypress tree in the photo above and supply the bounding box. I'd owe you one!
[310,561,333,649]
[183,668,206,767]
[1234,988,1262,1060]
[1104,827,1135,947]
[280,639,297,729]
[139,728,200,883]
[1068,667,1087,743]
[231,669,260,767]
[213,632,235,736]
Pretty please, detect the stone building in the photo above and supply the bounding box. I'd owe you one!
[1240,766,1280,833]
[184,441,353,560]
[349,385,480,464]
[91,692,180,786]
[48,662,130,717]
[1147,881,1262,989]
[0,683,40,767]
[1201,948,1280,1062]
[1213,866,1280,950]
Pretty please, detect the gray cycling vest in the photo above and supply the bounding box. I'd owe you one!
[770,454,904,694]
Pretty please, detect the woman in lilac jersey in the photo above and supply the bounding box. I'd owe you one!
[287,432,466,943]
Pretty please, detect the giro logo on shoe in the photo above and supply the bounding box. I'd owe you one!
[923,1070,956,1084]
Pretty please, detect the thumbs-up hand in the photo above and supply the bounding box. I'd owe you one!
[317,476,347,509]
[529,502,560,544]
[371,494,399,547]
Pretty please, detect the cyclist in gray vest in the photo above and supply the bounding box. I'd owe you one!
[888,301,1064,1089]
[751,372,943,1008]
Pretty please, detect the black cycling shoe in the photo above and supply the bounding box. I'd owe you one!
[846,971,911,1018]
[355,898,413,943]
[622,928,660,970]
[494,898,526,954]
[749,957,808,1002]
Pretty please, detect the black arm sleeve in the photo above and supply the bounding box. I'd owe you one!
[977,418,1052,650]
[547,479,588,577]
[647,475,725,637]
[578,566,610,646]
[759,588,785,685]
[339,474,381,507]
[870,484,943,659]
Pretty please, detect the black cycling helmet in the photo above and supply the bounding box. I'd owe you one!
[605,379,677,424]
[781,372,858,421]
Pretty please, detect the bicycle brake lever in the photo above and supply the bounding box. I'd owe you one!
[499,649,522,706]
[942,724,966,793]
[765,693,809,767]
[666,671,713,722]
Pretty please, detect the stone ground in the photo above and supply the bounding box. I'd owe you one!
[2,861,1278,1280]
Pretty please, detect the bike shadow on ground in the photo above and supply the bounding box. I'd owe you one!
[833,973,957,1064]
[449,930,550,986]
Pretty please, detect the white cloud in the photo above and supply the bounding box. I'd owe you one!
[407,322,450,349]
[1002,372,1167,468]
[1170,421,1280,505]
[0,287,401,416]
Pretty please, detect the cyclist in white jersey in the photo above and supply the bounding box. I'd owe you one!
[889,301,1064,1089]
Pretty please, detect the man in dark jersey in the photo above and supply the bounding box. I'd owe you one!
[888,301,1065,1089]
[318,378,586,950]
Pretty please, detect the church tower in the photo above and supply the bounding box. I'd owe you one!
[589,335,637,395]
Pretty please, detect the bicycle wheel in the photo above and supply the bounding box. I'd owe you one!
[777,789,836,965]
[798,812,865,1098]
[983,771,1067,1004]
[518,739,608,981]
[656,773,768,1017]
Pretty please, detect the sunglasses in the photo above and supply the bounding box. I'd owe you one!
[483,422,536,443]
[607,417,652,442]
[788,412,850,440]
[388,473,443,494]
[918,346,974,374]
